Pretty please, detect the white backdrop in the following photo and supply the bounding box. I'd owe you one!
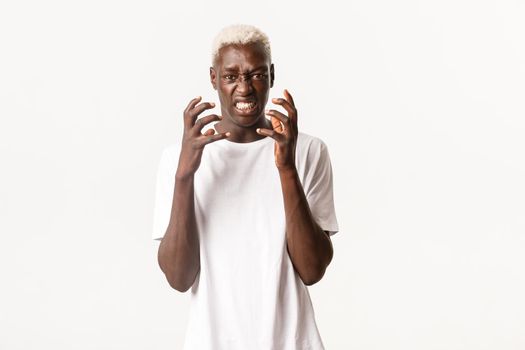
[1,0,524,349]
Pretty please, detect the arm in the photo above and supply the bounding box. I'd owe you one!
[157,97,229,292]
[157,175,200,292]
[256,89,333,286]
[279,167,334,285]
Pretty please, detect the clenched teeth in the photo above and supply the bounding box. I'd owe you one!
[235,102,256,110]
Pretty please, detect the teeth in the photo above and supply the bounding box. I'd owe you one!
[235,102,256,110]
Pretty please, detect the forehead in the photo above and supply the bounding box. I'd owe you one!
[215,43,270,70]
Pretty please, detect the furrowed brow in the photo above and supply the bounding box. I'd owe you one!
[249,66,268,73]
[223,65,268,73]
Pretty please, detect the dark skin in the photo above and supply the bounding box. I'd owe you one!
[157,42,333,292]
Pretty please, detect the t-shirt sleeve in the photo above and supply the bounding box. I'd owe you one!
[151,146,178,241]
[303,139,340,236]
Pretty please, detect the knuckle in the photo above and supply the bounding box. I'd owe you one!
[200,117,212,126]
[185,110,195,119]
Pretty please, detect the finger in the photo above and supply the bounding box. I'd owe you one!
[283,89,295,107]
[190,102,216,121]
[193,114,221,133]
[184,96,202,114]
[256,127,285,141]
[265,109,290,134]
[265,111,283,132]
[183,96,202,129]
[269,115,283,133]
[199,132,230,146]
[203,128,215,136]
[283,89,297,125]
[271,97,296,118]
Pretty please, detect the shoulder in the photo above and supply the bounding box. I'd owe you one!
[295,132,332,177]
[297,131,329,156]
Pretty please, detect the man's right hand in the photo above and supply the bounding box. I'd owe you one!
[176,96,230,180]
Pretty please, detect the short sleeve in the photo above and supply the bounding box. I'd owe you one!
[303,139,339,236]
[151,145,179,241]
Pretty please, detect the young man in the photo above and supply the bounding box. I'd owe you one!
[152,24,339,350]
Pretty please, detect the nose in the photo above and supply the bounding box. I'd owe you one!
[236,75,254,95]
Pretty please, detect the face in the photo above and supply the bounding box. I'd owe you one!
[210,42,274,129]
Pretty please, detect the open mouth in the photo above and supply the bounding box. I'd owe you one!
[234,101,258,114]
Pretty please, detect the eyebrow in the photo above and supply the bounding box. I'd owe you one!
[222,65,268,73]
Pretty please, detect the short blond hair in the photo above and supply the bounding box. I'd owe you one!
[211,24,271,64]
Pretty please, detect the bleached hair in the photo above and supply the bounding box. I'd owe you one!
[211,24,271,64]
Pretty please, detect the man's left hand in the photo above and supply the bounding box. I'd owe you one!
[256,89,298,171]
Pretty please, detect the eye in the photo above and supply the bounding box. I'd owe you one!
[252,73,267,80]
[223,74,236,81]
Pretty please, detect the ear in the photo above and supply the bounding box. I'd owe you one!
[270,63,275,88]
[210,67,217,90]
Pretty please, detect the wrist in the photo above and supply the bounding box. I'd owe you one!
[175,171,195,182]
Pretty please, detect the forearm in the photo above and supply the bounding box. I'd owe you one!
[157,175,200,292]
[279,167,333,285]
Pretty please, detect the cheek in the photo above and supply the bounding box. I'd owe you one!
[217,87,228,101]
[255,82,270,94]
[257,85,270,99]
[219,85,234,97]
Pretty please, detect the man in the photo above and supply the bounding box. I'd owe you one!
[152,24,339,350]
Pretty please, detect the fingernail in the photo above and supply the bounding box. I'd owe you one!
[210,102,215,107]
[226,132,231,136]
[256,128,260,133]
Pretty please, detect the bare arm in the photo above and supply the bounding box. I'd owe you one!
[279,167,333,285]
[157,96,229,292]
[256,89,333,286]
[157,176,200,292]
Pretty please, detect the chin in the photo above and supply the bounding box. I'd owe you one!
[229,113,263,127]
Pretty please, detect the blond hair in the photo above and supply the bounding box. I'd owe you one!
[211,24,271,64]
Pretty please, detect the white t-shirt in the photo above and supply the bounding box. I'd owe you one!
[152,131,339,350]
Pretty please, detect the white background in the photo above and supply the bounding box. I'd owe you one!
[1,0,524,349]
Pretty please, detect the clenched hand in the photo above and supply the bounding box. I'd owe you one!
[176,96,230,180]
[256,89,298,171]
